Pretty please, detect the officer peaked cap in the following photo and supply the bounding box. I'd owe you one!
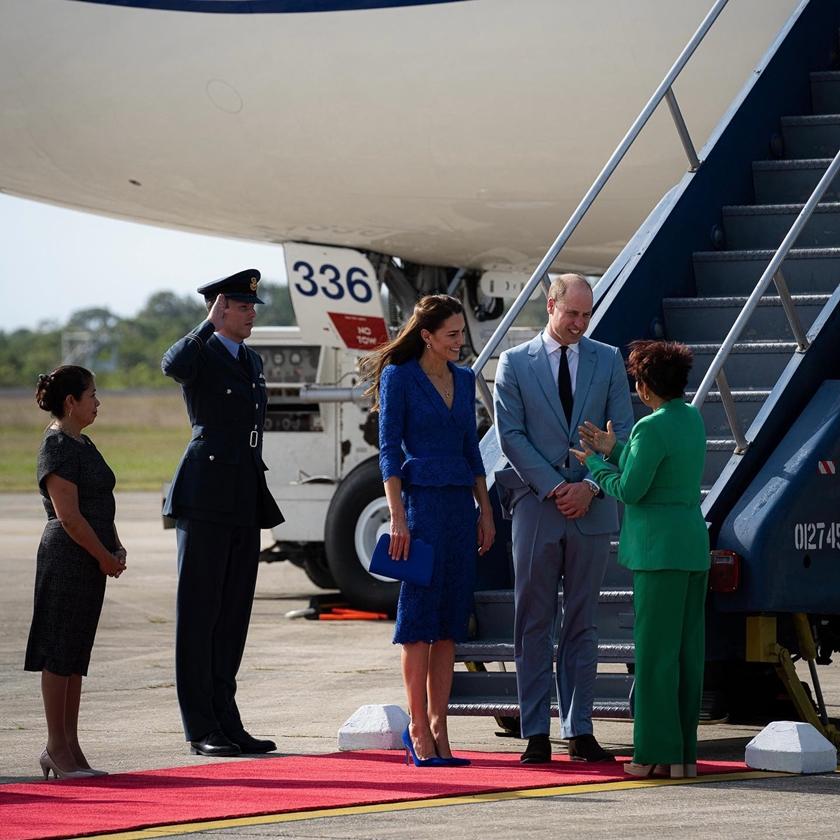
[197,269,264,304]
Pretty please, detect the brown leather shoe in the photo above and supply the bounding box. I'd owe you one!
[567,733,615,762]
[520,734,551,764]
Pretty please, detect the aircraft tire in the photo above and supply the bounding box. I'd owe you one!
[302,553,337,590]
[324,458,400,615]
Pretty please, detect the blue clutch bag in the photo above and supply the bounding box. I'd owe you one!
[370,533,434,587]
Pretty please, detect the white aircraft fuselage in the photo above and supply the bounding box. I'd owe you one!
[0,0,799,273]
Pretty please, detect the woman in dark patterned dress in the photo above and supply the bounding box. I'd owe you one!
[362,295,495,767]
[26,366,127,779]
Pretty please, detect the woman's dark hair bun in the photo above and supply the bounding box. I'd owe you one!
[35,366,93,418]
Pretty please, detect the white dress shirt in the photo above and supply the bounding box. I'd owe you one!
[542,328,579,394]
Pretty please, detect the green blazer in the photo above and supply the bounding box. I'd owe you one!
[586,398,710,572]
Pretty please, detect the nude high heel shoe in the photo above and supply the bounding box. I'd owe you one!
[624,762,684,778]
[39,749,93,780]
[656,763,685,778]
[623,762,656,777]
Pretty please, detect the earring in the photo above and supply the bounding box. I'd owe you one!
[426,343,431,350]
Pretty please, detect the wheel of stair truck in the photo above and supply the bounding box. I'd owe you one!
[324,458,401,616]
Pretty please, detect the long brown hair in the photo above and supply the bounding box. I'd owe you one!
[360,294,464,411]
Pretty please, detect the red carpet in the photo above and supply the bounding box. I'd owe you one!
[0,752,749,840]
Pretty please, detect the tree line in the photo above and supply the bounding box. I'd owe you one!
[0,282,294,389]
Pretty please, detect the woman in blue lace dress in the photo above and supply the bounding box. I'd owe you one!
[362,295,495,767]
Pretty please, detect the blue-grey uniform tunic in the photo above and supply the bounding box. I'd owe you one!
[162,320,283,741]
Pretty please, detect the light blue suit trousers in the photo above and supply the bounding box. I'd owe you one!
[494,333,634,739]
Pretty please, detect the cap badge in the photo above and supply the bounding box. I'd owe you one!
[250,276,258,291]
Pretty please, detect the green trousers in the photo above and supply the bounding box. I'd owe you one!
[632,568,708,765]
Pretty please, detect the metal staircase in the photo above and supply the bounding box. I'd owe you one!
[449,0,840,730]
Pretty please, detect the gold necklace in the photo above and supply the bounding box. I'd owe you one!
[423,368,452,400]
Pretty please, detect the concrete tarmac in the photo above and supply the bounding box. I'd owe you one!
[1,492,837,839]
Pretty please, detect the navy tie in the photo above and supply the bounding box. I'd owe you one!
[237,344,250,374]
[558,345,573,426]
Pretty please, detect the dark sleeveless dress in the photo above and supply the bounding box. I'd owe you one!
[24,429,117,676]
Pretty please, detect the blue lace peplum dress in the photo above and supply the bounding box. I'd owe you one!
[378,359,486,644]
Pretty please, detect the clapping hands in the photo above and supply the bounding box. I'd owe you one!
[570,420,616,466]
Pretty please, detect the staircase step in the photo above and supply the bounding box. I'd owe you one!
[474,589,635,642]
[810,71,840,116]
[686,340,796,389]
[456,639,635,664]
[781,114,840,159]
[693,247,840,296]
[753,158,840,203]
[705,438,739,483]
[721,202,840,249]
[663,294,827,343]
[633,390,769,438]
[448,672,634,719]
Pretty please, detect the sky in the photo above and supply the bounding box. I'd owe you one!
[1,194,288,332]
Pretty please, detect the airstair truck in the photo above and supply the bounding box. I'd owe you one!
[445,0,840,742]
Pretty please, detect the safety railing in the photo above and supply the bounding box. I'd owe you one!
[471,0,732,412]
[690,146,840,453]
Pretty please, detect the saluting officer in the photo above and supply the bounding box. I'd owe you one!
[162,269,284,757]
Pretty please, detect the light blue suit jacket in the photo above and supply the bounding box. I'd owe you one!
[494,333,634,536]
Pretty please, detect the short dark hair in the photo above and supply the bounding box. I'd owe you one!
[626,340,693,400]
[35,366,94,418]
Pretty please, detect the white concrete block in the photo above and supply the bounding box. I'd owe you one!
[337,704,410,751]
[745,721,837,774]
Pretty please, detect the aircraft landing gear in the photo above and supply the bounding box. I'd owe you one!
[324,458,401,615]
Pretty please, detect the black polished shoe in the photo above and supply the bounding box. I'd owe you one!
[189,730,242,757]
[226,730,277,754]
[520,734,552,764]
[567,733,615,762]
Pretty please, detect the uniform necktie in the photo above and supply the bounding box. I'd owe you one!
[558,345,573,426]
[237,343,250,374]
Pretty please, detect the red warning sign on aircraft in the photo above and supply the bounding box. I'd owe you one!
[818,460,836,475]
[328,312,389,350]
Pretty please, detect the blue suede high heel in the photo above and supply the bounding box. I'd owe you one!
[437,753,471,767]
[402,727,446,767]
[433,743,471,766]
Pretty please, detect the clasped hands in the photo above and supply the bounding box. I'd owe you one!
[552,420,615,519]
[101,547,127,578]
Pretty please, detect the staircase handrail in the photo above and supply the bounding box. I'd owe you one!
[472,0,731,384]
[690,146,840,449]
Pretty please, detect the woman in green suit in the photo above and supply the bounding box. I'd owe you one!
[572,340,709,779]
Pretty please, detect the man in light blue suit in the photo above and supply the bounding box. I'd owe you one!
[494,274,634,764]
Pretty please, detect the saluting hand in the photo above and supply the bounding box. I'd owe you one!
[208,293,227,331]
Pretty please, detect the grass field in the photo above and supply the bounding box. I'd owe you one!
[0,390,191,492]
